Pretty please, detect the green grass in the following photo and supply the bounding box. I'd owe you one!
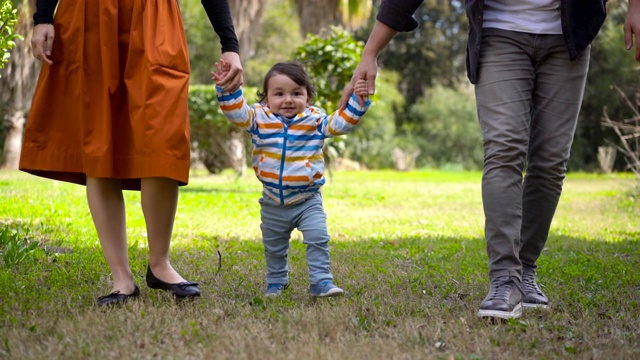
[0,169,638,359]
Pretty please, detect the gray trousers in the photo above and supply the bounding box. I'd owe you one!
[474,28,590,280]
[259,192,333,285]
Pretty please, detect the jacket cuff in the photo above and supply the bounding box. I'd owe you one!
[349,93,372,111]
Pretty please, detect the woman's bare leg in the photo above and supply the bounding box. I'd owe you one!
[86,177,136,294]
[141,177,186,284]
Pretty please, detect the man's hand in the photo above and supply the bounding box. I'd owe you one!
[340,56,378,109]
[31,24,55,64]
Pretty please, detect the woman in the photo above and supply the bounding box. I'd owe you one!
[21,0,243,306]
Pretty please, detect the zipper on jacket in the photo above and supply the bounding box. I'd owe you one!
[278,123,288,206]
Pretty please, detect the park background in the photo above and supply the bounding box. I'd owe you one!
[1,0,639,359]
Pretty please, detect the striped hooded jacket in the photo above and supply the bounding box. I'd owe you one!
[216,86,371,206]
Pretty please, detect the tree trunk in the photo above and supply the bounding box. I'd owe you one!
[228,0,268,59]
[295,0,341,37]
[2,110,26,169]
[0,0,39,170]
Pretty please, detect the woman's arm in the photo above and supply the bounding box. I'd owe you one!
[31,0,58,64]
[33,0,58,25]
[201,0,243,91]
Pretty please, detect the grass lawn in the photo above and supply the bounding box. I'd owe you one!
[0,169,638,359]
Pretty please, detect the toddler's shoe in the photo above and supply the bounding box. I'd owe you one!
[309,280,344,297]
[265,283,288,297]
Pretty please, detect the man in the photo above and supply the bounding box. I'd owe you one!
[341,0,640,319]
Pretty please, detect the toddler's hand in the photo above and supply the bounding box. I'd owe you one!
[211,59,231,86]
[354,79,370,102]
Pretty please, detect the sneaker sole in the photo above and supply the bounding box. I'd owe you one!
[311,288,344,297]
[477,303,522,319]
[523,302,548,309]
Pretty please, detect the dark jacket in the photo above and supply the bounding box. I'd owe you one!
[465,0,607,84]
[376,0,608,84]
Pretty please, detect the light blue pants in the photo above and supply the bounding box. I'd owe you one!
[475,28,590,280]
[259,192,333,285]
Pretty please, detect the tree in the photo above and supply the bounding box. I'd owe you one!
[294,0,372,37]
[181,0,268,84]
[228,0,268,59]
[571,0,640,171]
[0,0,39,170]
[243,0,303,87]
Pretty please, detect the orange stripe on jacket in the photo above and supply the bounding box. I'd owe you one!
[259,170,280,180]
[289,124,317,131]
[337,110,359,125]
[219,99,245,111]
[257,122,284,129]
[282,175,310,182]
[260,171,308,182]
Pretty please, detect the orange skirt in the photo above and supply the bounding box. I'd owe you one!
[19,0,191,190]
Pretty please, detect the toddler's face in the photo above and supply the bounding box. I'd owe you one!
[264,74,310,118]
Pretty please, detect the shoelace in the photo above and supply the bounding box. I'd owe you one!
[487,277,524,301]
[486,279,512,301]
[522,272,543,295]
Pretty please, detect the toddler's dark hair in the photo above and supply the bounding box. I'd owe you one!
[256,61,316,104]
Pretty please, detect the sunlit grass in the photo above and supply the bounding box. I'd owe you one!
[0,169,638,359]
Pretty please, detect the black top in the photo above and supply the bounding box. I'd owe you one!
[376,0,423,32]
[33,0,239,53]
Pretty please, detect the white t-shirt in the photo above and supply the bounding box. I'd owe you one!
[483,0,562,34]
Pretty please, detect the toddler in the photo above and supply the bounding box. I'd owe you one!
[213,60,371,297]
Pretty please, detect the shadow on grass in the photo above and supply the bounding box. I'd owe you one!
[1,223,639,359]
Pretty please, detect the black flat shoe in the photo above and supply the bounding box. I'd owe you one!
[97,284,140,306]
[146,265,200,298]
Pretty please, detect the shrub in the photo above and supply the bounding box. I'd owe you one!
[188,85,257,175]
[0,225,38,267]
[345,71,404,169]
[0,0,21,76]
[294,27,363,169]
[407,84,483,170]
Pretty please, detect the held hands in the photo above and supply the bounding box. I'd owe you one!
[31,24,55,64]
[211,52,244,91]
[353,79,371,103]
[339,56,378,109]
[211,59,230,85]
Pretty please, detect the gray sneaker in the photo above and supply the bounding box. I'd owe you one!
[522,268,548,309]
[478,276,523,319]
[309,280,344,297]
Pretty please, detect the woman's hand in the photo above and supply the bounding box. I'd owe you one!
[31,24,55,64]
[625,0,640,61]
[216,51,243,91]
